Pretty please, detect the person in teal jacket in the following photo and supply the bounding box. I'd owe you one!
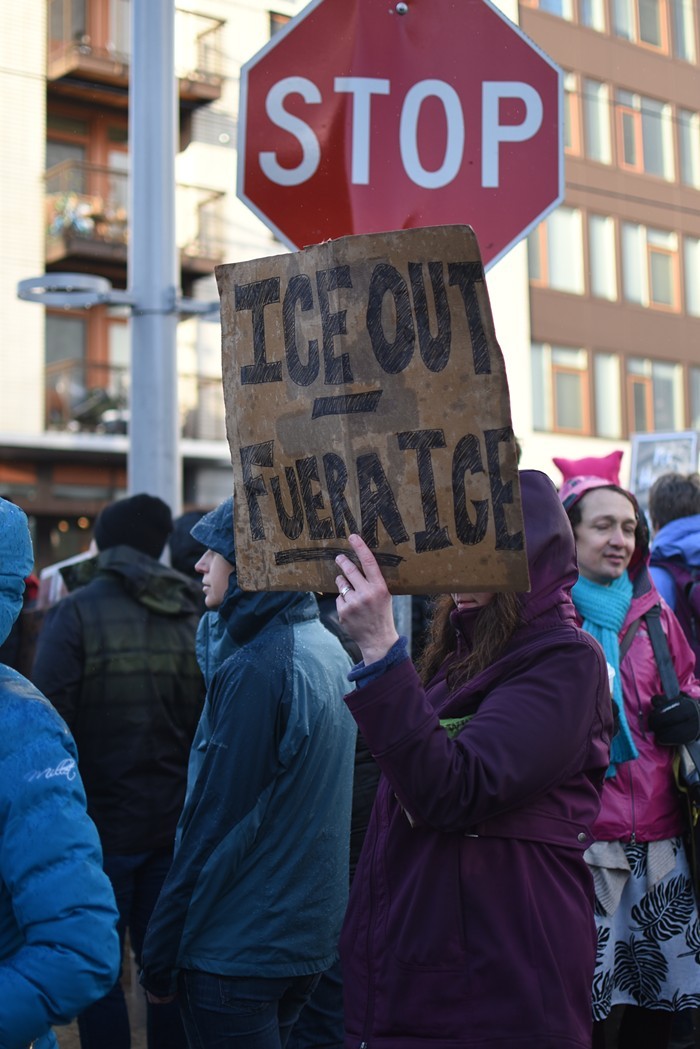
[140,497,356,1048]
[0,496,120,1049]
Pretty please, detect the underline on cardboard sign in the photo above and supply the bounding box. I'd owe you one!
[311,392,383,419]
[274,547,404,567]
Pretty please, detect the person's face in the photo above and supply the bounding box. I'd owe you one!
[195,549,235,609]
[573,488,637,585]
[451,592,495,612]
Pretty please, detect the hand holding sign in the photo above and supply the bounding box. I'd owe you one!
[335,533,399,665]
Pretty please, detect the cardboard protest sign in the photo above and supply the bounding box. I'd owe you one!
[217,224,528,595]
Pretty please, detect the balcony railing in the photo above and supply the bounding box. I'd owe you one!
[46,161,128,260]
[46,359,227,442]
[47,0,225,102]
[45,160,226,272]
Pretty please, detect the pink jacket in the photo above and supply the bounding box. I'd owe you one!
[589,564,700,843]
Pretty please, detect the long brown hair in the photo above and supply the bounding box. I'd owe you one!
[416,591,522,689]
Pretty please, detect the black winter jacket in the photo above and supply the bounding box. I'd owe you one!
[32,545,205,853]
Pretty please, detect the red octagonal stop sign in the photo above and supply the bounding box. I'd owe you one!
[238,0,563,269]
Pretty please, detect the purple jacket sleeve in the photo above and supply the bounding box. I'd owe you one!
[344,637,607,833]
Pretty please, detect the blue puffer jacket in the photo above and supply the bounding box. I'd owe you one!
[0,498,120,1049]
[141,498,357,997]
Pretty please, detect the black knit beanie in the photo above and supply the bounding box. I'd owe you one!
[93,493,173,559]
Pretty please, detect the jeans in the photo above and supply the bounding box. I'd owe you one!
[178,970,322,1049]
[77,849,186,1049]
[286,958,343,1049]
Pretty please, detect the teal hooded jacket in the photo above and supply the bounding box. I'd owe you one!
[141,498,356,996]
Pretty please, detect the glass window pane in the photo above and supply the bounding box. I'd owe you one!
[622,224,646,304]
[47,114,89,136]
[45,314,85,366]
[639,0,663,46]
[527,228,543,281]
[648,229,678,308]
[690,367,700,430]
[552,347,587,369]
[46,139,86,169]
[671,0,697,61]
[563,72,576,151]
[547,207,584,294]
[111,0,130,56]
[652,362,682,430]
[555,372,585,430]
[581,0,606,30]
[45,314,86,425]
[641,98,673,179]
[628,357,650,377]
[613,0,634,38]
[685,237,700,317]
[649,250,674,306]
[537,0,573,16]
[632,380,649,431]
[583,80,612,163]
[594,353,622,438]
[621,111,638,166]
[531,343,550,431]
[589,215,618,300]
[679,110,700,189]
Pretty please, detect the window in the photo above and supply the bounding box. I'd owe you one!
[192,108,236,148]
[521,0,573,16]
[670,0,696,60]
[581,0,606,30]
[594,354,623,438]
[622,223,680,309]
[528,207,584,293]
[685,237,700,317]
[531,343,590,434]
[582,79,612,164]
[627,358,683,432]
[679,109,700,189]
[613,0,668,49]
[589,215,618,300]
[45,313,86,428]
[615,90,674,179]
[109,0,130,58]
[270,12,290,35]
[563,72,581,154]
[690,368,700,430]
[639,0,665,46]
[49,0,86,46]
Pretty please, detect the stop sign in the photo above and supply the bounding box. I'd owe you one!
[238,0,563,269]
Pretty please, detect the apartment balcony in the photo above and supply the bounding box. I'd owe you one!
[47,1,224,110]
[46,359,227,443]
[45,160,226,290]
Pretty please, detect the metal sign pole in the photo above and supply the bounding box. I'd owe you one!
[127,0,181,512]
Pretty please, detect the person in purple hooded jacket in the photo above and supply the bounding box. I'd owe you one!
[561,475,700,1049]
[332,469,612,1049]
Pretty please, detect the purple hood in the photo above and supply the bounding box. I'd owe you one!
[517,469,578,627]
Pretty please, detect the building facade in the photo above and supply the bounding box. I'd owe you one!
[518,0,700,477]
[1,0,698,566]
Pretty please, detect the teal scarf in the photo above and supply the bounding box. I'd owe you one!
[571,571,639,777]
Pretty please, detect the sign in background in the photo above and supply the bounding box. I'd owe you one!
[237,0,563,270]
[217,225,528,594]
[629,431,700,515]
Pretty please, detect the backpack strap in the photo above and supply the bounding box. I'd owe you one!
[644,603,681,700]
[619,617,642,664]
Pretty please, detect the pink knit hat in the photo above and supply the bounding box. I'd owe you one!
[558,475,621,512]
